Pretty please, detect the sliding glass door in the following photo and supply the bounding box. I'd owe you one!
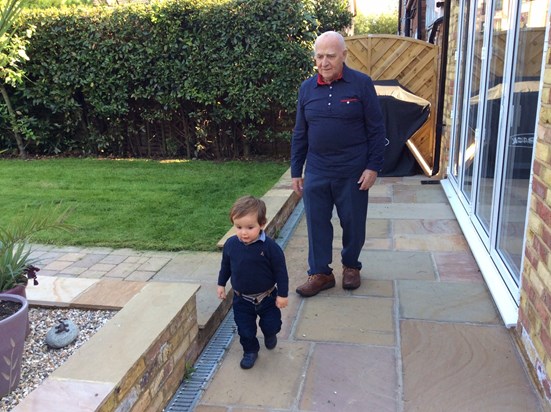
[495,0,547,282]
[448,0,548,301]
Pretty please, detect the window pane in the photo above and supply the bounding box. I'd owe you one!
[497,0,547,280]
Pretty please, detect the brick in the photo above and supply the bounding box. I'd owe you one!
[533,176,548,200]
[527,214,543,238]
[534,158,543,178]
[533,236,550,265]
[543,88,551,105]
[521,305,533,334]
[540,105,551,125]
[536,298,551,329]
[525,244,539,270]
[543,226,551,250]
[536,200,551,231]
[523,245,538,268]
[541,327,551,357]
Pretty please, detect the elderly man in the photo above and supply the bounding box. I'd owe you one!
[291,31,386,297]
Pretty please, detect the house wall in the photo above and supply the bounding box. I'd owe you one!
[517,20,551,402]
[400,0,428,39]
[439,1,459,174]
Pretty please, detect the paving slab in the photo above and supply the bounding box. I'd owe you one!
[401,320,543,412]
[199,339,310,409]
[393,218,463,235]
[433,251,484,282]
[300,343,397,412]
[153,252,220,282]
[295,296,394,345]
[395,234,469,252]
[398,280,501,323]
[351,279,394,298]
[194,406,229,412]
[71,278,147,309]
[392,184,449,203]
[358,250,435,280]
[25,276,99,307]
[12,379,112,412]
[368,203,456,220]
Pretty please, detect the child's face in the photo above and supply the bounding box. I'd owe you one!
[233,212,264,245]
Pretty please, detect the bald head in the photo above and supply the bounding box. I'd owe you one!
[313,31,347,84]
[314,31,346,54]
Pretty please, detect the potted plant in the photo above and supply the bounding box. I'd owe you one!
[0,205,73,396]
[0,293,28,397]
[0,205,73,296]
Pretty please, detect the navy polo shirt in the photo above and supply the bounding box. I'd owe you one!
[218,232,289,297]
[291,64,386,179]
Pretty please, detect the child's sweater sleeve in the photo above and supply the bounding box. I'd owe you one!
[271,242,289,297]
[217,243,231,287]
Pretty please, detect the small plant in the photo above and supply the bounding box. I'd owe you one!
[0,204,74,291]
[183,362,196,382]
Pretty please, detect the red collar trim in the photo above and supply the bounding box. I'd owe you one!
[317,71,343,85]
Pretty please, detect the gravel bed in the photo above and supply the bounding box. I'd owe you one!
[0,307,116,411]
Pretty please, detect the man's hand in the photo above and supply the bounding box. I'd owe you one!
[357,169,378,191]
[292,177,304,197]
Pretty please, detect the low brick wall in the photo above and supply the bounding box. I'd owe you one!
[13,283,201,412]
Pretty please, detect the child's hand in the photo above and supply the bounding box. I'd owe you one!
[217,286,226,300]
[276,296,288,309]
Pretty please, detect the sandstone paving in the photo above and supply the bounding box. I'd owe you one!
[401,320,543,411]
[393,218,463,235]
[13,379,113,412]
[153,251,220,281]
[299,343,397,412]
[25,276,99,307]
[295,296,394,346]
[358,250,435,280]
[199,339,310,409]
[398,280,501,323]
[433,251,484,282]
[392,184,449,203]
[368,202,456,220]
[71,278,146,309]
[351,279,394,298]
[395,233,469,252]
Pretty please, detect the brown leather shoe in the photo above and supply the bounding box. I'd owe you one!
[342,266,361,290]
[296,274,336,297]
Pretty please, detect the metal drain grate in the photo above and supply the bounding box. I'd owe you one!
[164,311,237,411]
[165,200,304,411]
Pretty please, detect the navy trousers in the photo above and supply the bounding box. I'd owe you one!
[302,172,369,275]
[232,289,281,353]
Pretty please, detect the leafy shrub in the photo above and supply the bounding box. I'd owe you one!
[0,0,352,158]
[23,0,93,8]
[354,11,398,35]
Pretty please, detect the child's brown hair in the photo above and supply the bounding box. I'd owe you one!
[229,196,267,226]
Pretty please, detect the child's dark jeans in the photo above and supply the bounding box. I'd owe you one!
[233,288,282,353]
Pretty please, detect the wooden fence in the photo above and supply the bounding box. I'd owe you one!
[345,34,440,176]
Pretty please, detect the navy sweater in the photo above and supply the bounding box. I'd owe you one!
[218,233,289,298]
[291,64,386,179]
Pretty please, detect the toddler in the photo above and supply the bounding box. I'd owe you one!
[217,195,289,369]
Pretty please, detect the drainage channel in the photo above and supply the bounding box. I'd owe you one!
[164,200,304,411]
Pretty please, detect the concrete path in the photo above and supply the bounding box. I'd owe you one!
[22,175,545,411]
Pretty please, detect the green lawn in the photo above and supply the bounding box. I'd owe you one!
[0,158,289,251]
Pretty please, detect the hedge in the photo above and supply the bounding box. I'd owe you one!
[1,0,352,158]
